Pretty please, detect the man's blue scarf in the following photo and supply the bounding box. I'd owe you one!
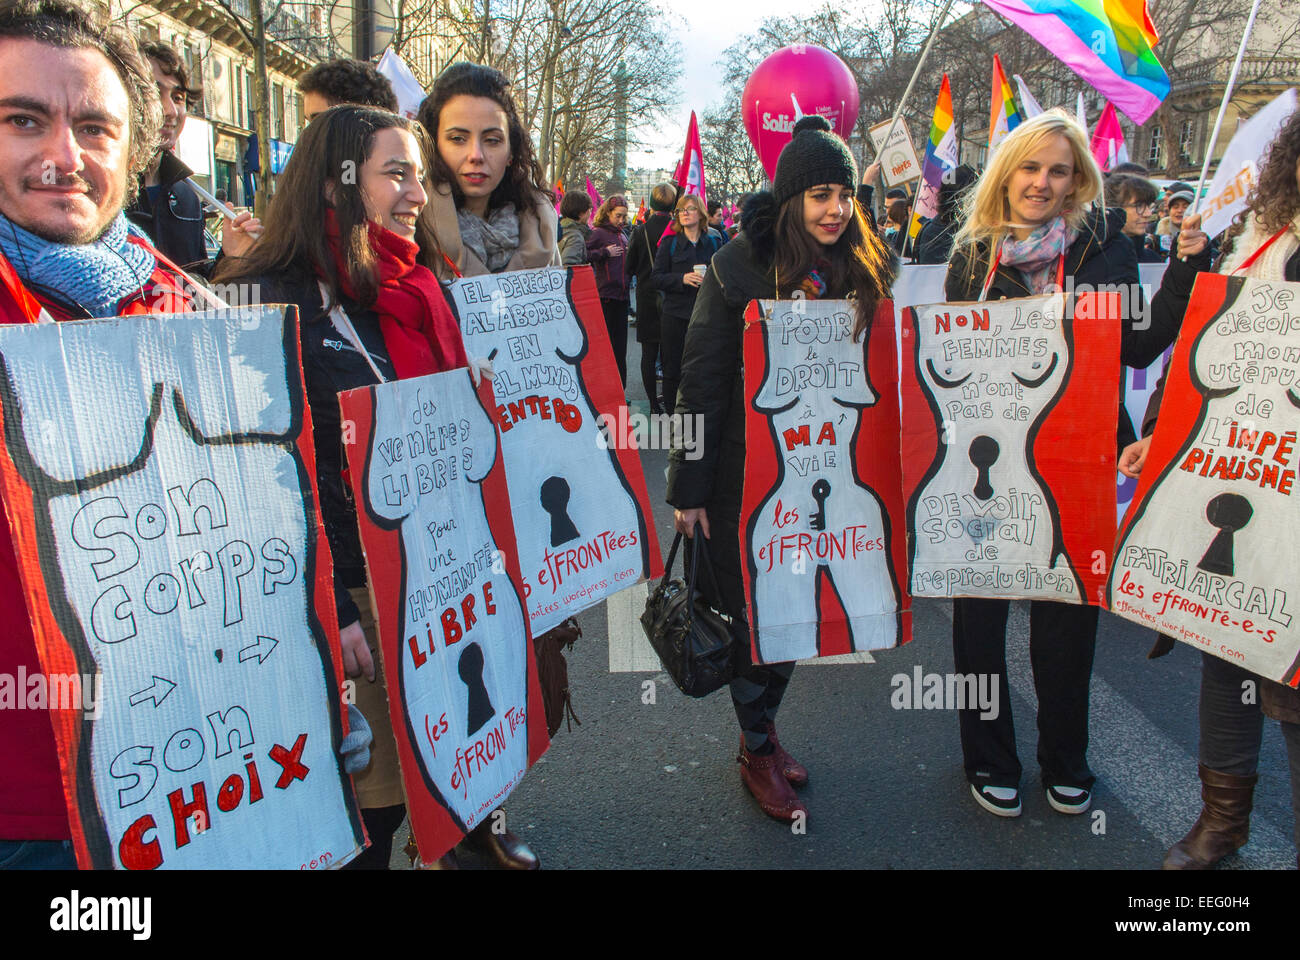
[0,210,157,316]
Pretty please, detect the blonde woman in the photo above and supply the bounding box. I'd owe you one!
[944,109,1177,819]
[651,193,724,414]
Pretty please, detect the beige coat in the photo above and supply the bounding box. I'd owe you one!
[425,180,561,280]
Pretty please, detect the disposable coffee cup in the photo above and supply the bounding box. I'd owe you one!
[693,265,707,276]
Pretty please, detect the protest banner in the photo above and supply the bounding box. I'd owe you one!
[901,293,1119,604]
[1197,88,1298,239]
[444,266,662,635]
[1109,274,1300,686]
[340,367,548,863]
[0,307,365,869]
[740,299,910,663]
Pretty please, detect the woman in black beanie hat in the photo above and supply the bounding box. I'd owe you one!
[666,114,895,823]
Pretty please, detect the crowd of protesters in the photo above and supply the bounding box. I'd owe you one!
[0,0,1295,874]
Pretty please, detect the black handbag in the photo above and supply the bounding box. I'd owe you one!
[640,526,741,698]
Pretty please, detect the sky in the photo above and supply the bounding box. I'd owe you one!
[629,0,802,171]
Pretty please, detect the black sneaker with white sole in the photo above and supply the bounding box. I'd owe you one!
[1046,785,1091,814]
[970,783,1021,817]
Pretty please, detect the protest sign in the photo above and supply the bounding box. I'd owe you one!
[869,117,922,187]
[901,293,1119,604]
[340,368,548,863]
[740,299,910,663]
[444,266,662,635]
[1109,274,1300,685]
[1116,262,1172,523]
[0,307,365,869]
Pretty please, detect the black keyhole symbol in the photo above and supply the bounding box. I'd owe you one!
[810,478,831,531]
[458,642,495,737]
[969,435,1000,501]
[1198,493,1253,577]
[540,475,580,546]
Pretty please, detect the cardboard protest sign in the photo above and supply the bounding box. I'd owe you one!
[444,266,662,635]
[0,307,365,869]
[340,368,548,864]
[869,117,921,186]
[1109,274,1300,685]
[740,299,910,663]
[901,293,1119,604]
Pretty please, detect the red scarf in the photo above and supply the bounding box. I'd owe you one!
[324,210,467,380]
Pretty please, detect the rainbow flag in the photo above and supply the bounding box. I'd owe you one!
[912,74,958,240]
[979,0,1170,124]
[989,55,1022,154]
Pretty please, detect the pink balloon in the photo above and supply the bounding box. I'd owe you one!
[741,45,861,180]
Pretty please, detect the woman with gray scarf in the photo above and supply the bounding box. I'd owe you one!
[418,62,561,281]
[416,62,566,871]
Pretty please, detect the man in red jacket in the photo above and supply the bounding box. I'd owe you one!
[0,0,196,869]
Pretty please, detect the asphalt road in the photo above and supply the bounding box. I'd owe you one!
[390,330,1298,871]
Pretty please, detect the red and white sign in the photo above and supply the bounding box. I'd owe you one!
[900,293,1120,604]
[0,307,365,869]
[740,299,911,663]
[340,368,549,864]
[444,267,663,635]
[1109,274,1300,685]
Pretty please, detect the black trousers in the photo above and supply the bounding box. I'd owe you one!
[600,296,628,387]
[1198,653,1300,852]
[639,341,661,412]
[952,597,1099,790]
[342,803,406,870]
[660,311,689,415]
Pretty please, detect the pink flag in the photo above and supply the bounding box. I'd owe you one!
[675,111,707,206]
[584,177,602,225]
[1089,102,1129,172]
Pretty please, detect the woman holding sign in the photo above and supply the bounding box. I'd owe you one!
[943,109,1163,820]
[417,62,578,870]
[1121,109,1300,869]
[215,106,469,869]
[668,115,894,822]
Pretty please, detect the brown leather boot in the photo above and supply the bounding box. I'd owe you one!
[764,722,809,787]
[1163,765,1257,870]
[738,743,808,823]
[461,816,540,870]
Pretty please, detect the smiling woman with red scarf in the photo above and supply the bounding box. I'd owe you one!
[215,105,467,869]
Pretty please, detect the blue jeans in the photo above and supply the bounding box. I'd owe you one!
[0,839,77,869]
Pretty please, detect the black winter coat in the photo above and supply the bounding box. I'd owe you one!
[627,211,673,341]
[126,150,209,269]
[945,206,1184,455]
[914,216,957,265]
[245,269,399,630]
[650,227,724,321]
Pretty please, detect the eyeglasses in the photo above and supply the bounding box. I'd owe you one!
[1124,202,1155,214]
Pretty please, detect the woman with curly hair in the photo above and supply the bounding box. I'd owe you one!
[1121,106,1300,870]
[667,116,894,822]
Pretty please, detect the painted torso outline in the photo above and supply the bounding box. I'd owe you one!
[746,300,900,662]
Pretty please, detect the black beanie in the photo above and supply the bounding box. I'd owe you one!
[772,114,858,206]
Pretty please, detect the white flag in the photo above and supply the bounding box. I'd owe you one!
[376,48,427,119]
[1013,75,1043,118]
[1076,92,1088,134]
[1199,88,1298,238]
